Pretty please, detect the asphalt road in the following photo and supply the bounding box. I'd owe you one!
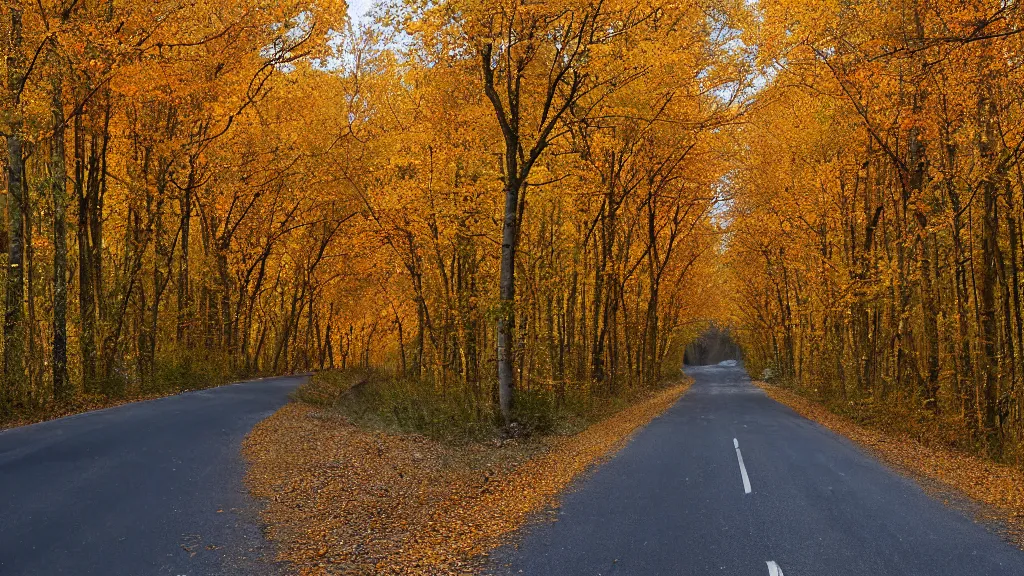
[0,375,303,576]
[489,363,1024,576]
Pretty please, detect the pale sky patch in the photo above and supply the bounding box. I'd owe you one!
[348,0,374,23]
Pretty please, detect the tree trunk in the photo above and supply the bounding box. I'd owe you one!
[75,112,98,390]
[496,178,519,423]
[177,168,193,344]
[50,54,70,402]
[4,4,27,408]
[978,86,1001,453]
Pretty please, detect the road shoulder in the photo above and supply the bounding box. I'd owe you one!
[755,381,1024,549]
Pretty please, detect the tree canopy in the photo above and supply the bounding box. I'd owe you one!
[4,0,1024,461]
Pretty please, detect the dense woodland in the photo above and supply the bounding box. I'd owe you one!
[0,0,746,423]
[4,0,1024,463]
[729,0,1024,462]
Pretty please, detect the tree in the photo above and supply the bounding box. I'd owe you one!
[4,0,27,409]
[730,0,1024,458]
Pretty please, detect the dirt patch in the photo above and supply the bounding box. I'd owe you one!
[756,381,1024,547]
[243,381,691,575]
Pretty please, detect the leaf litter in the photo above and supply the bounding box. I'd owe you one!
[243,382,692,575]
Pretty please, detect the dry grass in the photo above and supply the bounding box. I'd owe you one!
[756,381,1024,547]
[0,393,167,430]
[243,380,692,575]
[1,352,249,430]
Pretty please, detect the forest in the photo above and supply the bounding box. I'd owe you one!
[2,0,1023,463]
[728,0,1024,464]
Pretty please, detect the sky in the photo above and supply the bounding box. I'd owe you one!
[348,0,374,22]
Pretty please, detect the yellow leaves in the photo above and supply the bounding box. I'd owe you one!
[244,380,692,574]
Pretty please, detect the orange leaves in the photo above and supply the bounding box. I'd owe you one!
[243,380,692,574]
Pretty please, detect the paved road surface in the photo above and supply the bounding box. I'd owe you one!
[0,375,303,576]
[489,363,1024,576]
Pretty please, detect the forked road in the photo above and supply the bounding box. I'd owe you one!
[5,367,1024,576]
[0,376,303,576]
[489,364,1024,576]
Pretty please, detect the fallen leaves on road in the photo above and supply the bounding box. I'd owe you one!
[243,382,690,575]
[756,382,1024,547]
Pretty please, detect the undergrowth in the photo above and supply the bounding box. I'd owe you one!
[2,350,259,429]
[293,367,677,443]
[763,373,1023,467]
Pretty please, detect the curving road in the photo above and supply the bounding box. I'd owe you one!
[0,375,303,576]
[488,363,1024,576]
[6,365,1024,576]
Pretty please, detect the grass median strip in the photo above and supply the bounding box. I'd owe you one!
[243,376,691,575]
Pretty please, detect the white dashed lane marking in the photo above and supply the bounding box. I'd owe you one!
[733,437,751,494]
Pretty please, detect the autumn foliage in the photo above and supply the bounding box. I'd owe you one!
[244,379,691,574]
[11,0,1020,471]
[0,0,748,422]
[0,0,352,418]
[728,0,1024,462]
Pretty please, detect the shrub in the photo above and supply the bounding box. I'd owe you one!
[295,368,678,443]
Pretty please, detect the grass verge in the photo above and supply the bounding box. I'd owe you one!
[291,368,666,443]
[755,381,1024,547]
[1,351,253,431]
[243,374,692,575]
